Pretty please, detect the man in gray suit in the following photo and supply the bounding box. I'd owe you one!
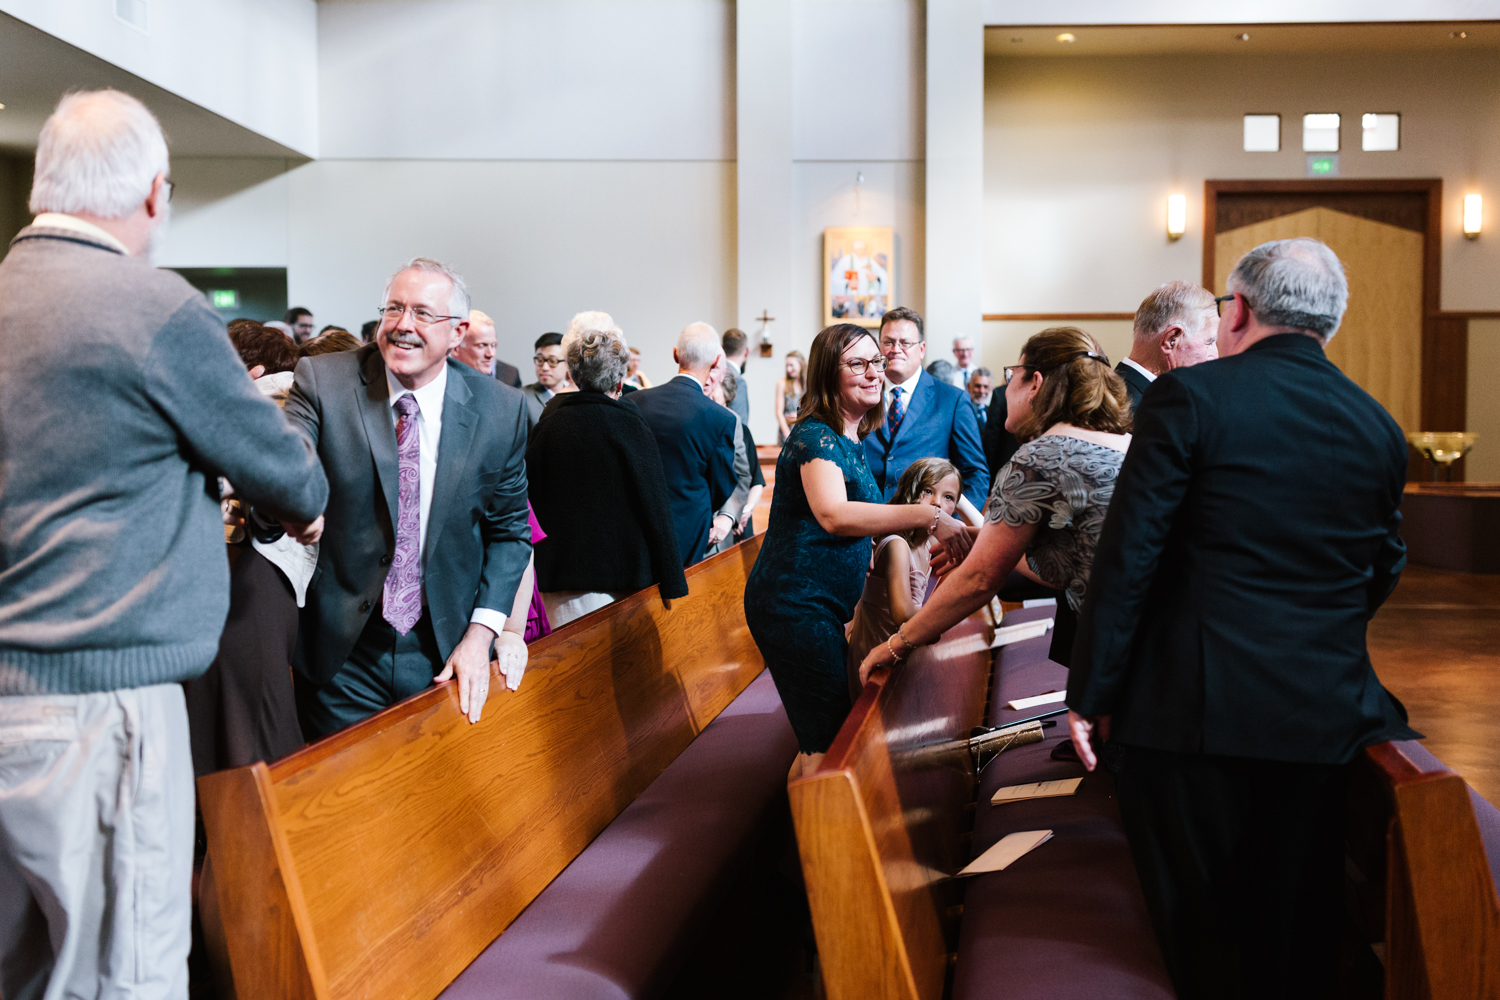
[283,257,533,737]
[520,331,568,429]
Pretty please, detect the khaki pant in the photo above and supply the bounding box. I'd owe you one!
[0,684,194,1000]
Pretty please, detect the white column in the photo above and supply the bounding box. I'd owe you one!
[736,0,794,445]
[925,0,985,342]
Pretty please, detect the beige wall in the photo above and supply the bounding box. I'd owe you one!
[1468,320,1500,483]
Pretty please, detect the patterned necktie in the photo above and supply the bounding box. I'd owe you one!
[886,386,905,438]
[383,393,423,634]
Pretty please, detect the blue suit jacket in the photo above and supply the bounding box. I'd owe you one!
[862,369,990,509]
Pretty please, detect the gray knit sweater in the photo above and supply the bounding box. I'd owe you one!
[0,226,328,695]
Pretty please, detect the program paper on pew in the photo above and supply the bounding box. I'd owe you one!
[958,830,1054,875]
[991,777,1083,805]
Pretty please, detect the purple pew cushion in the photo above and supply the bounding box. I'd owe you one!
[1393,739,1500,895]
[952,618,1175,1000]
[440,670,798,1000]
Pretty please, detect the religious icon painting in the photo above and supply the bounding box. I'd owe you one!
[824,226,895,328]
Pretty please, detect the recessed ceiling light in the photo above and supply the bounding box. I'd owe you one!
[1234,33,1251,41]
[1056,32,1076,43]
[1452,30,1469,39]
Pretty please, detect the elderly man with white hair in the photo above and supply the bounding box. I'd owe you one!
[1116,280,1220,409]
[1068,237,1418,998]
[281,257,534,739]
[630,323,740,566]
[451,309,522,387]
[0,90,328,999]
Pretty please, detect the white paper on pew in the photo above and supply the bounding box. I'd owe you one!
[990,619,1053,648]
[991,777,1083,805]
[1007,690,1067,710]
[958,830,1054,875]
[1022,597,1058,609]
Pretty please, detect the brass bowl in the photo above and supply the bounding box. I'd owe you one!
[1406,431,1479,466]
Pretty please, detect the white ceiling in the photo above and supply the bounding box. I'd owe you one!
[985,21,1500,57]
[0,12,303,158]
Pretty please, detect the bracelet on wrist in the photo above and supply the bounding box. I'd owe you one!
[898,623,922,650]
[886,633,907,663]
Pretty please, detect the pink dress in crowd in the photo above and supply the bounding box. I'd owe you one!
[525,504,553,643]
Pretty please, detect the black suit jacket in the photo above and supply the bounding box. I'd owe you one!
[494,360,522,389]
[1115,360,1153,412]
[630,375,738,566]
[283,345,532,684]
[526,391,687,598]
[983,392,1020,482]
[1070,334,1418,763]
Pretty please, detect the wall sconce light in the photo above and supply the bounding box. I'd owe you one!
[1464,194,1483,239]
[1166,194,1187,240]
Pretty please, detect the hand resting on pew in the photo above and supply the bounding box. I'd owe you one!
[434,622,501,724]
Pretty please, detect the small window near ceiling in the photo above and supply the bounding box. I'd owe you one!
[1303,114,1341,152]
[1362,113,1400,151]
[1243,114,1280,152]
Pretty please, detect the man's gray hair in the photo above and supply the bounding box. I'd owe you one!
[676,322,722,370]
[1133,281,1215,343]
[567,327,629,393]
[385,256,470,321]
[969,367,992,382]
[1227,238,1348,339]
[30,90,171,219]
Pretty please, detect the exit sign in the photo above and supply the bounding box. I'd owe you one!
[210,289,239,309]
[1306,154,1340,178]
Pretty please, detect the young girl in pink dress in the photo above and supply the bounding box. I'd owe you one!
[845,458,962,695]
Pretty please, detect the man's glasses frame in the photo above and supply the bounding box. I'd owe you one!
[378,303,463,327]
[533,356,566,368]
[1215,293,1241,317]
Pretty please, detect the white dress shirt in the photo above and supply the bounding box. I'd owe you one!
[1121,357,1158,383]
[386,364,507,635]
[33,213,131,255]
[884,365,923,413]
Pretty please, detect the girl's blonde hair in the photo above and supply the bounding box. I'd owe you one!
[888,457,961,547]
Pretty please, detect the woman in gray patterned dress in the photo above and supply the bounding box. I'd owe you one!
[858,326,1132,680]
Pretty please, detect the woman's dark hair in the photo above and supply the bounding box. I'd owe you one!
[300,330,362,357]
[797,323,885,440]
[228,320,298,375]
[1010,326,1131,442]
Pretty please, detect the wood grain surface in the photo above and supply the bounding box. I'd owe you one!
[789,614,993,1000]
[200,536,766,1000]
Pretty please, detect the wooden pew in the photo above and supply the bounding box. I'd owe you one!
[787,613,994,1000]
[1346,740,1500,998]
[198,536,767,1000]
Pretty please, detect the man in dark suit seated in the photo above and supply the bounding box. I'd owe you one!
[450,309,523,387]
[631,323,739,567]
[1115,280,1220,409]
[282,257,533,737]
[520,332,567,430]
[862,307,989,511]
[1067,238,1419,999]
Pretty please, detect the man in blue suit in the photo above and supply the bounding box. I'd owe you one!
[862,307,989,510]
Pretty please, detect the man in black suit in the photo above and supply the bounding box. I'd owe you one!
[1067,238,1418,998]
[1115,280,1220,410]
[282,257,533,737]
[631,323,739,567]
[520,332,567,430]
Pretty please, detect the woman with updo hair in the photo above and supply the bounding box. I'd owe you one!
[526,326,687,627]
[858,326,1131,681]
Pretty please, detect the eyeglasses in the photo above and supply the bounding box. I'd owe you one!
[1002,365,1034,384]
[533,355,566,368]
[1215,293,1239,317]
[378,303,462,326]
[879,338,922,354]
[164,179,175,203]
[841,355,889,376]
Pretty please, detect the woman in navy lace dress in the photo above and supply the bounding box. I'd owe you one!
[744,324,972,771]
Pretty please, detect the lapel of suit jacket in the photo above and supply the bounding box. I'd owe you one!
[423,362,478,561]
[890,370,933,452]
[357,348,400,531]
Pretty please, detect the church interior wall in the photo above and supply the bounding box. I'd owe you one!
[980,45,1500,462]
[1468,319,1500,481]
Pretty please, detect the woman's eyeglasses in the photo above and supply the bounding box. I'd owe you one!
[840,356,889,376]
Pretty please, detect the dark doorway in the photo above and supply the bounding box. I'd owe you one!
[168,267,287,327]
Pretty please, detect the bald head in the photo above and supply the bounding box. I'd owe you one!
[674,322,724,379]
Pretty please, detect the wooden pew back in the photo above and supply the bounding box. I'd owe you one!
[787,615,994,1000]
[1347,741,1500,999]
[198,538,766,1000]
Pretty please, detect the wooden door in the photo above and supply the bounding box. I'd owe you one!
[1213,206,1424,433]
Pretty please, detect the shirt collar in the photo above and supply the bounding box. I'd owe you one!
[386,359,449,416]
[1121,356,1158,383]
[885,364,922,397]
[675,371,705,391]
[31,213,131,255]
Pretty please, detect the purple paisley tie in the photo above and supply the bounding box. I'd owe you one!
[383,393,422,634]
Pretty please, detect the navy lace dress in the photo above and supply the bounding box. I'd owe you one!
[745,419,881,753]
